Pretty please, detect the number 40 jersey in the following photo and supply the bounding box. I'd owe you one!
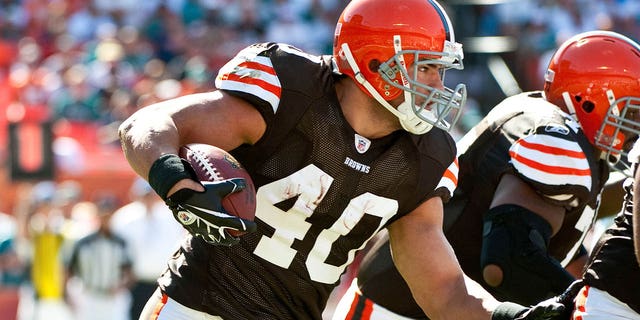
[158,43,458,320]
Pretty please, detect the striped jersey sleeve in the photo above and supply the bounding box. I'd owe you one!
[215,44,282,114]
[436,157,458,199]
[509,133,591,207]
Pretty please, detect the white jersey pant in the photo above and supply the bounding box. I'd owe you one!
[573,286,640,320]
[331,278,417,320]
[139,288,223,320]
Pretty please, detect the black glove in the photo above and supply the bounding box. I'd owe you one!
[492,300,564,320]
[492,279,584,320]
[553,279,584,318]
[166,178,257,246]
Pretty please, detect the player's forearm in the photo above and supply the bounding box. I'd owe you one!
[389,214,497,319]
[417,274,497,320]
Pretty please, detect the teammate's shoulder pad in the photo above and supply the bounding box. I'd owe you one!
[510,132,592,205]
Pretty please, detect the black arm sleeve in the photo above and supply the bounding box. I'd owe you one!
[480,204,576,305]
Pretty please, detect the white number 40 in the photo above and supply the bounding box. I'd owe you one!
[253,165,398,284]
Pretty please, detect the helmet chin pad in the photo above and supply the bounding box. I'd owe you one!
[398,102,434,134]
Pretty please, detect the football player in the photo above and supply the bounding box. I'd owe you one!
[331,30,640,320]
[119,0,570,319]
[572,121,640,316]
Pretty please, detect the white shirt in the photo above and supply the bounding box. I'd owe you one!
[110,200,185,282]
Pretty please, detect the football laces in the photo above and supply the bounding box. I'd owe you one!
[191,150,224,181]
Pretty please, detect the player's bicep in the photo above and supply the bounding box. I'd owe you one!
[491,174,565,234]
[170,90,267,150]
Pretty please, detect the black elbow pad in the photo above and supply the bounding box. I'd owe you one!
[480,204,575,305]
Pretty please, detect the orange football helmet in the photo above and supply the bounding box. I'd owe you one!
[333,0,466,134]
[544,30,640,167]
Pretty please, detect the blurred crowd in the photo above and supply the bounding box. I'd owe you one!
[0,178,185,320]
[0,0,346,129]
[0,0,639,320]
[0,0,638,125]
[481,0,640,92]
[0,0,639,143]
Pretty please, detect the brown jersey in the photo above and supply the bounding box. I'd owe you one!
[583,148,640,313]
[157,43,458,320]
[357,92,609,317]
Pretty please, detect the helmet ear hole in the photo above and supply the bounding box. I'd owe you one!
[582,100,595,113]
[368,59,381,72]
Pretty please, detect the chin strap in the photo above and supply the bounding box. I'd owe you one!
[562,92,579,124]
[340,43,432,134]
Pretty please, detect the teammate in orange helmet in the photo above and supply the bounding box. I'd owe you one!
[572,123,640,320]
[567,31,640,317]
[119,0,572,319]
[332,30,640,320]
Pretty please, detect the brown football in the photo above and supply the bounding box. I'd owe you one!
[178,144,256,236]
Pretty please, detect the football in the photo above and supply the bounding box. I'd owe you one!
[178,144,256,236]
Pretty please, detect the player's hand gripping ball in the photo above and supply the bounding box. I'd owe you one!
[179,144,257,222]
[169,144,257,244]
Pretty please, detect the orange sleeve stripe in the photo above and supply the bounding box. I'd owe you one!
[222,73,282,98]
[444,158,459,185]
[362,296,374,319]
[509,150,591,176]
[443,169,458,186]
[518,138,586,159]
[237,60,277,75]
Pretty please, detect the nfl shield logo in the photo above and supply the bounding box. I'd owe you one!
[354,134,371,154]
[178,210,196,225]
